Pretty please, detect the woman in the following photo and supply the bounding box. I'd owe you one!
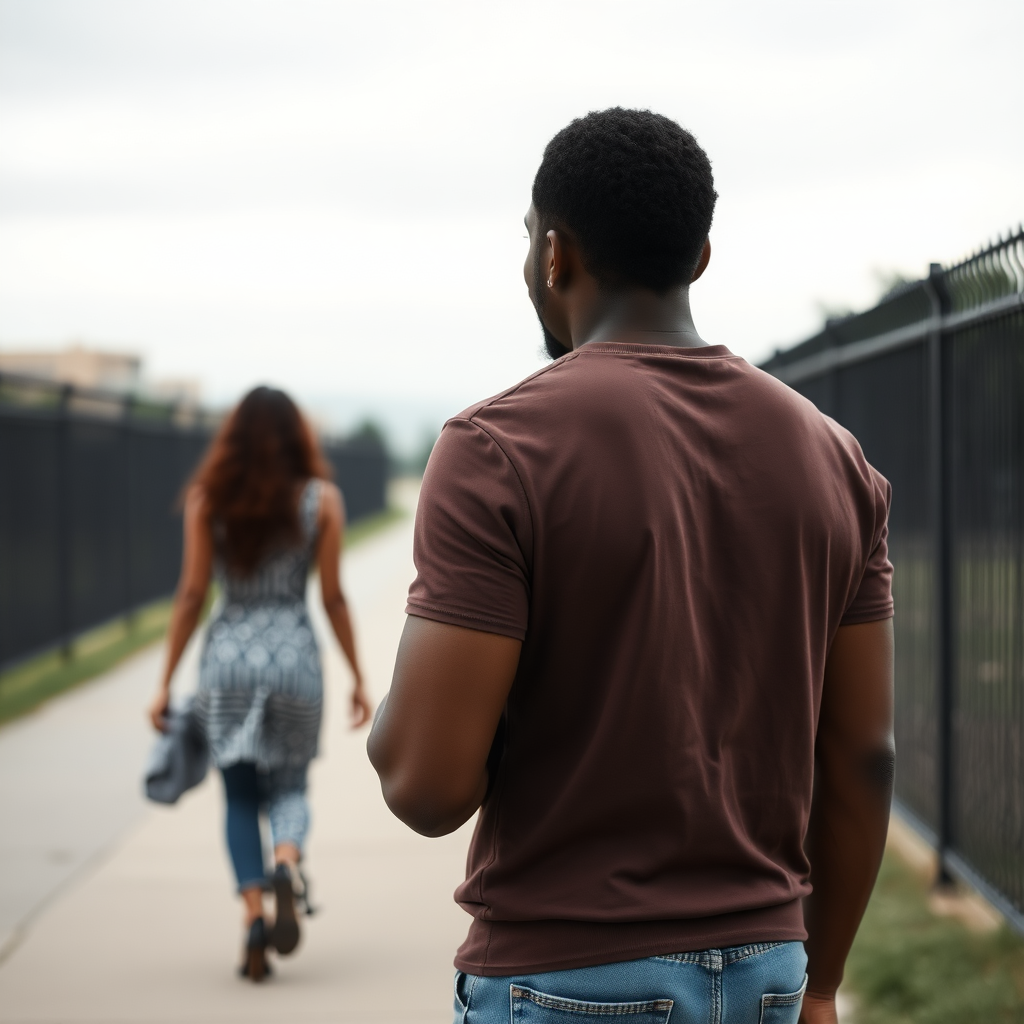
[148,386,372,982]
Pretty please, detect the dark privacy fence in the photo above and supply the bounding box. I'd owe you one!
[761,227,1024,931]
[0,377,388,674]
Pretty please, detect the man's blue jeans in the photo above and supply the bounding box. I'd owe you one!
[454,941,807,1023]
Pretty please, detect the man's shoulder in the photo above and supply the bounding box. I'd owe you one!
[451,342,743,425]
[728,362,889,492]
[443,347,871,469]
[448,352,582,428]
[744,362,856,441]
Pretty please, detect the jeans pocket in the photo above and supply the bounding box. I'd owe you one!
[510,985,673,1023]
[453,970,469,1022]
[759,974,808,1024]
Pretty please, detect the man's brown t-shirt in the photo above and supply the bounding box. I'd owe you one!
[406,342,893,976]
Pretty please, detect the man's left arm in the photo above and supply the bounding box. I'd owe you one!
[367,615,521,837]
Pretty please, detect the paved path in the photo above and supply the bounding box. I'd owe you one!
[0,642,161,960]
[0,500,474,1023]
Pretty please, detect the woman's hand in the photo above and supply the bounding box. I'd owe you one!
[148,688,171,732]
[350,678,373,730]
[800,992,838,1024]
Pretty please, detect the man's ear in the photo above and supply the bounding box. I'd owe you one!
[546,228,567,289]
[691,238,711,283]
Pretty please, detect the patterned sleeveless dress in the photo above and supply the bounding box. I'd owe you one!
[197,479,324,771]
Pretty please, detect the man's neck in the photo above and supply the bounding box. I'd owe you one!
[570,285,707,350]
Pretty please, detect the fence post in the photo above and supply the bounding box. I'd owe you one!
[57,384,73,659]
[925,262,954,885]
[123,394,135,629]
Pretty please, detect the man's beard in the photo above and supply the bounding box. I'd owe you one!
[539,316,570,361]
[533,247,571,361]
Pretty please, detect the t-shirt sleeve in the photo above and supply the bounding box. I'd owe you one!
[841,469,895,625]
[406,417,532,641]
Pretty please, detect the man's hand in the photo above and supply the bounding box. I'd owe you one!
[800,992,838,1024]
[367,615,521,837]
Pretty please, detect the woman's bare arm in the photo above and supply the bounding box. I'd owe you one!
[148,487,213,730]
[317,482,372,728]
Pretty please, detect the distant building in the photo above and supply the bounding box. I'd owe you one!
[145,376,203,407]
[0,344,141,392]
[0,344,202,410]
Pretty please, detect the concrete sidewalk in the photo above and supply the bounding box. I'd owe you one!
[0,506,473,1023]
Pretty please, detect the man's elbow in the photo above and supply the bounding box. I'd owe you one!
[817,736,896,804]
[368,744,482,838]
[367,713,486,837]
[376,777,475,837]
[861,742,896,796]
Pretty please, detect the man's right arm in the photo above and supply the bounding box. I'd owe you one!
[801,619,895,1024]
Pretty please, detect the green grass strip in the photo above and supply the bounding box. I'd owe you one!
[345,504,407,548]
[847,849,1024,1022]
[0,601,174,727]
[0,504,408,728]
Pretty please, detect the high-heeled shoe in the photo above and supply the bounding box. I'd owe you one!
[238,916,270,982]
[269,864,301,955]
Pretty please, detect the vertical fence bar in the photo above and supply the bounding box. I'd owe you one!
[122,394,135,627]
[56,385,73,659]
[926,262,955,884]
[822,321,841,419]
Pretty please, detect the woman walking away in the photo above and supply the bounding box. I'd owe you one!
[148,386,372,982]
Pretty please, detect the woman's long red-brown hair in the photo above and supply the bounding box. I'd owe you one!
[192,386,331,575]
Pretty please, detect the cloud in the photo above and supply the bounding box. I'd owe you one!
[1,0,1021,408]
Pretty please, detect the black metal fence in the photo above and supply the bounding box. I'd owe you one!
[0,376,388,674]
[760,227,1024,931]
[323,436,390,525]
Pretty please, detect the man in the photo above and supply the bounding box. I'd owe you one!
[368,108,894,1024]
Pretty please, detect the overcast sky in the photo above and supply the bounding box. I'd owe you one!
[1,0,1021,444]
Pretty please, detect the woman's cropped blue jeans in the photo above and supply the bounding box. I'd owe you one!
[220,761,309,892]
[454,940,808,1024]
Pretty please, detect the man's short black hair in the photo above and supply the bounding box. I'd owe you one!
[532,108,717,293]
